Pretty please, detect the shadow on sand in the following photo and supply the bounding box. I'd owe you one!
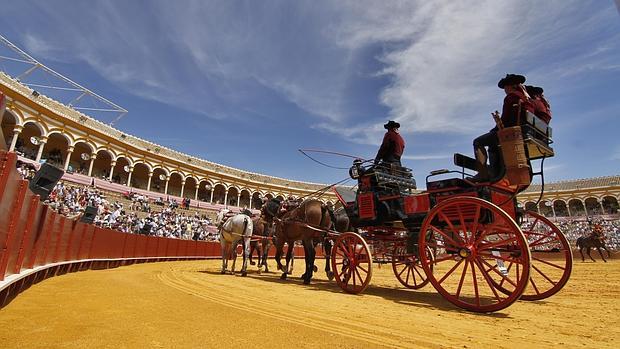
[197,266,511,318]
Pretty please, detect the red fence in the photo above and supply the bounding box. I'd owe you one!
[0,149,305,308]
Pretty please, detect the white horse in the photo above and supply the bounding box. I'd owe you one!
[217,212,253,276]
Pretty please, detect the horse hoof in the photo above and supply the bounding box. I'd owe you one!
[250,261,256,266]
[241,271,247,277]
[313,265,318,272]
[280,273,287,280]
[327,271,334,281]
[220,270,226,274]
[303,279,311,285]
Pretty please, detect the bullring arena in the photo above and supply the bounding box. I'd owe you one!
[1,37,620,349]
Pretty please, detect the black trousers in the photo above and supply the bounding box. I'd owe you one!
[473,129,502,174]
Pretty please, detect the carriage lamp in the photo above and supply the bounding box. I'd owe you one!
[349,159,363,179]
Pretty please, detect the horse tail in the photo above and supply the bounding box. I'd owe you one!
[243,217,249,237]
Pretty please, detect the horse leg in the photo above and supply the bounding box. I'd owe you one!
[231,240,238,274]
[587,247,596,262]
[303,239,316,285]
[256,242,262,268]
[579,247,585,262]
[241,236,250,276]
[220,240,228,274]
[324,239,334,280]
[249,241,256,266]
[289,244,295,274]
[597,247,608,263]
[275,240,284,272]
[261,240,270,273]
[281,244,293,280]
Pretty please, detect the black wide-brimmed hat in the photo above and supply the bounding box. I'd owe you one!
[498,74,526,89]
[525,85,544,96]
[384,120,400,129]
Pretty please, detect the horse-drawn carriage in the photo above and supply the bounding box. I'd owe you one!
[329,112,572,312]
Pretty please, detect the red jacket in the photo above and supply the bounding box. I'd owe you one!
[501,91,535,127]
[375,130,405,162]
[532,97,552,124]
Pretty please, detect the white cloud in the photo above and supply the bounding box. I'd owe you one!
[12,0,615,143]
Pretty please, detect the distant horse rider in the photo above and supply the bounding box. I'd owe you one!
[472,74,535,181]
[375,120,405,167]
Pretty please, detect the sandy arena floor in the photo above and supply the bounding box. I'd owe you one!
[1,256,619,349]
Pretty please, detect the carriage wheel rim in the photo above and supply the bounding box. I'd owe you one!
[331,232,373,294]
[418,196,531,312]
[518,211,573,300]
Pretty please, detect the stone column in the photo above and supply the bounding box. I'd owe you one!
[87,154,97,177]
[164,177,170,195]
[8,127,22,152]
[194,187,199,201]
[224,191,228,207]
[126,166,134,187]
[209,190,214,204]
[180,180,186,198]
[237,193,241,207]
[108,161,117,181]
[34,138,47,162]
[63,146,74,171]
[146,172,153,191]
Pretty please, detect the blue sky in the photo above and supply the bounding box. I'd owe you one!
[0,1,619,187]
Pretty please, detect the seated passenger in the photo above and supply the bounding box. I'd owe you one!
[472,74,535,181]
[374,120,405,168]
[525,85,552,124]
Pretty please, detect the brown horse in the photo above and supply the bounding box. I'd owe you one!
[249,216,274,272]
[576,235,611,262]
[271,199,332,284]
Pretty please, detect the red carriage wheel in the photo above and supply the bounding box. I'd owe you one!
[331,232,373,294]
[419,197,531,312]
[516,211,572,300]
[391,244,432,289]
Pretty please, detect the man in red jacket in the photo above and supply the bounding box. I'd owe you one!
[375,120,405,167]
[472,74,535,181]
[525,85,552,124]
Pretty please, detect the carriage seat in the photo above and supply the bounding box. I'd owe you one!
[454,153,478,172]
[522,111,554,160]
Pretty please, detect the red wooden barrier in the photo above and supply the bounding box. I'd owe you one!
[0,148,314,308]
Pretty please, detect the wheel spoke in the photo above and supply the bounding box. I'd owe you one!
[425,241,459,252]
[455,260,468,299]
[413,264,426,280]
[474,259,502,302]
[529,276,541,295]
[438,211,461,240]
[532,264,557,286]
[357,264,369,274]
[479,257,518,288]
[438,258,464,284]
[478,251,526,265]
[429,225,463,248]
[478,236,518,251]
[470,260,480,307]
[531,256,566,270]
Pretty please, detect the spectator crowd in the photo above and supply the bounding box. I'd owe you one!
[43,181,219,242]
